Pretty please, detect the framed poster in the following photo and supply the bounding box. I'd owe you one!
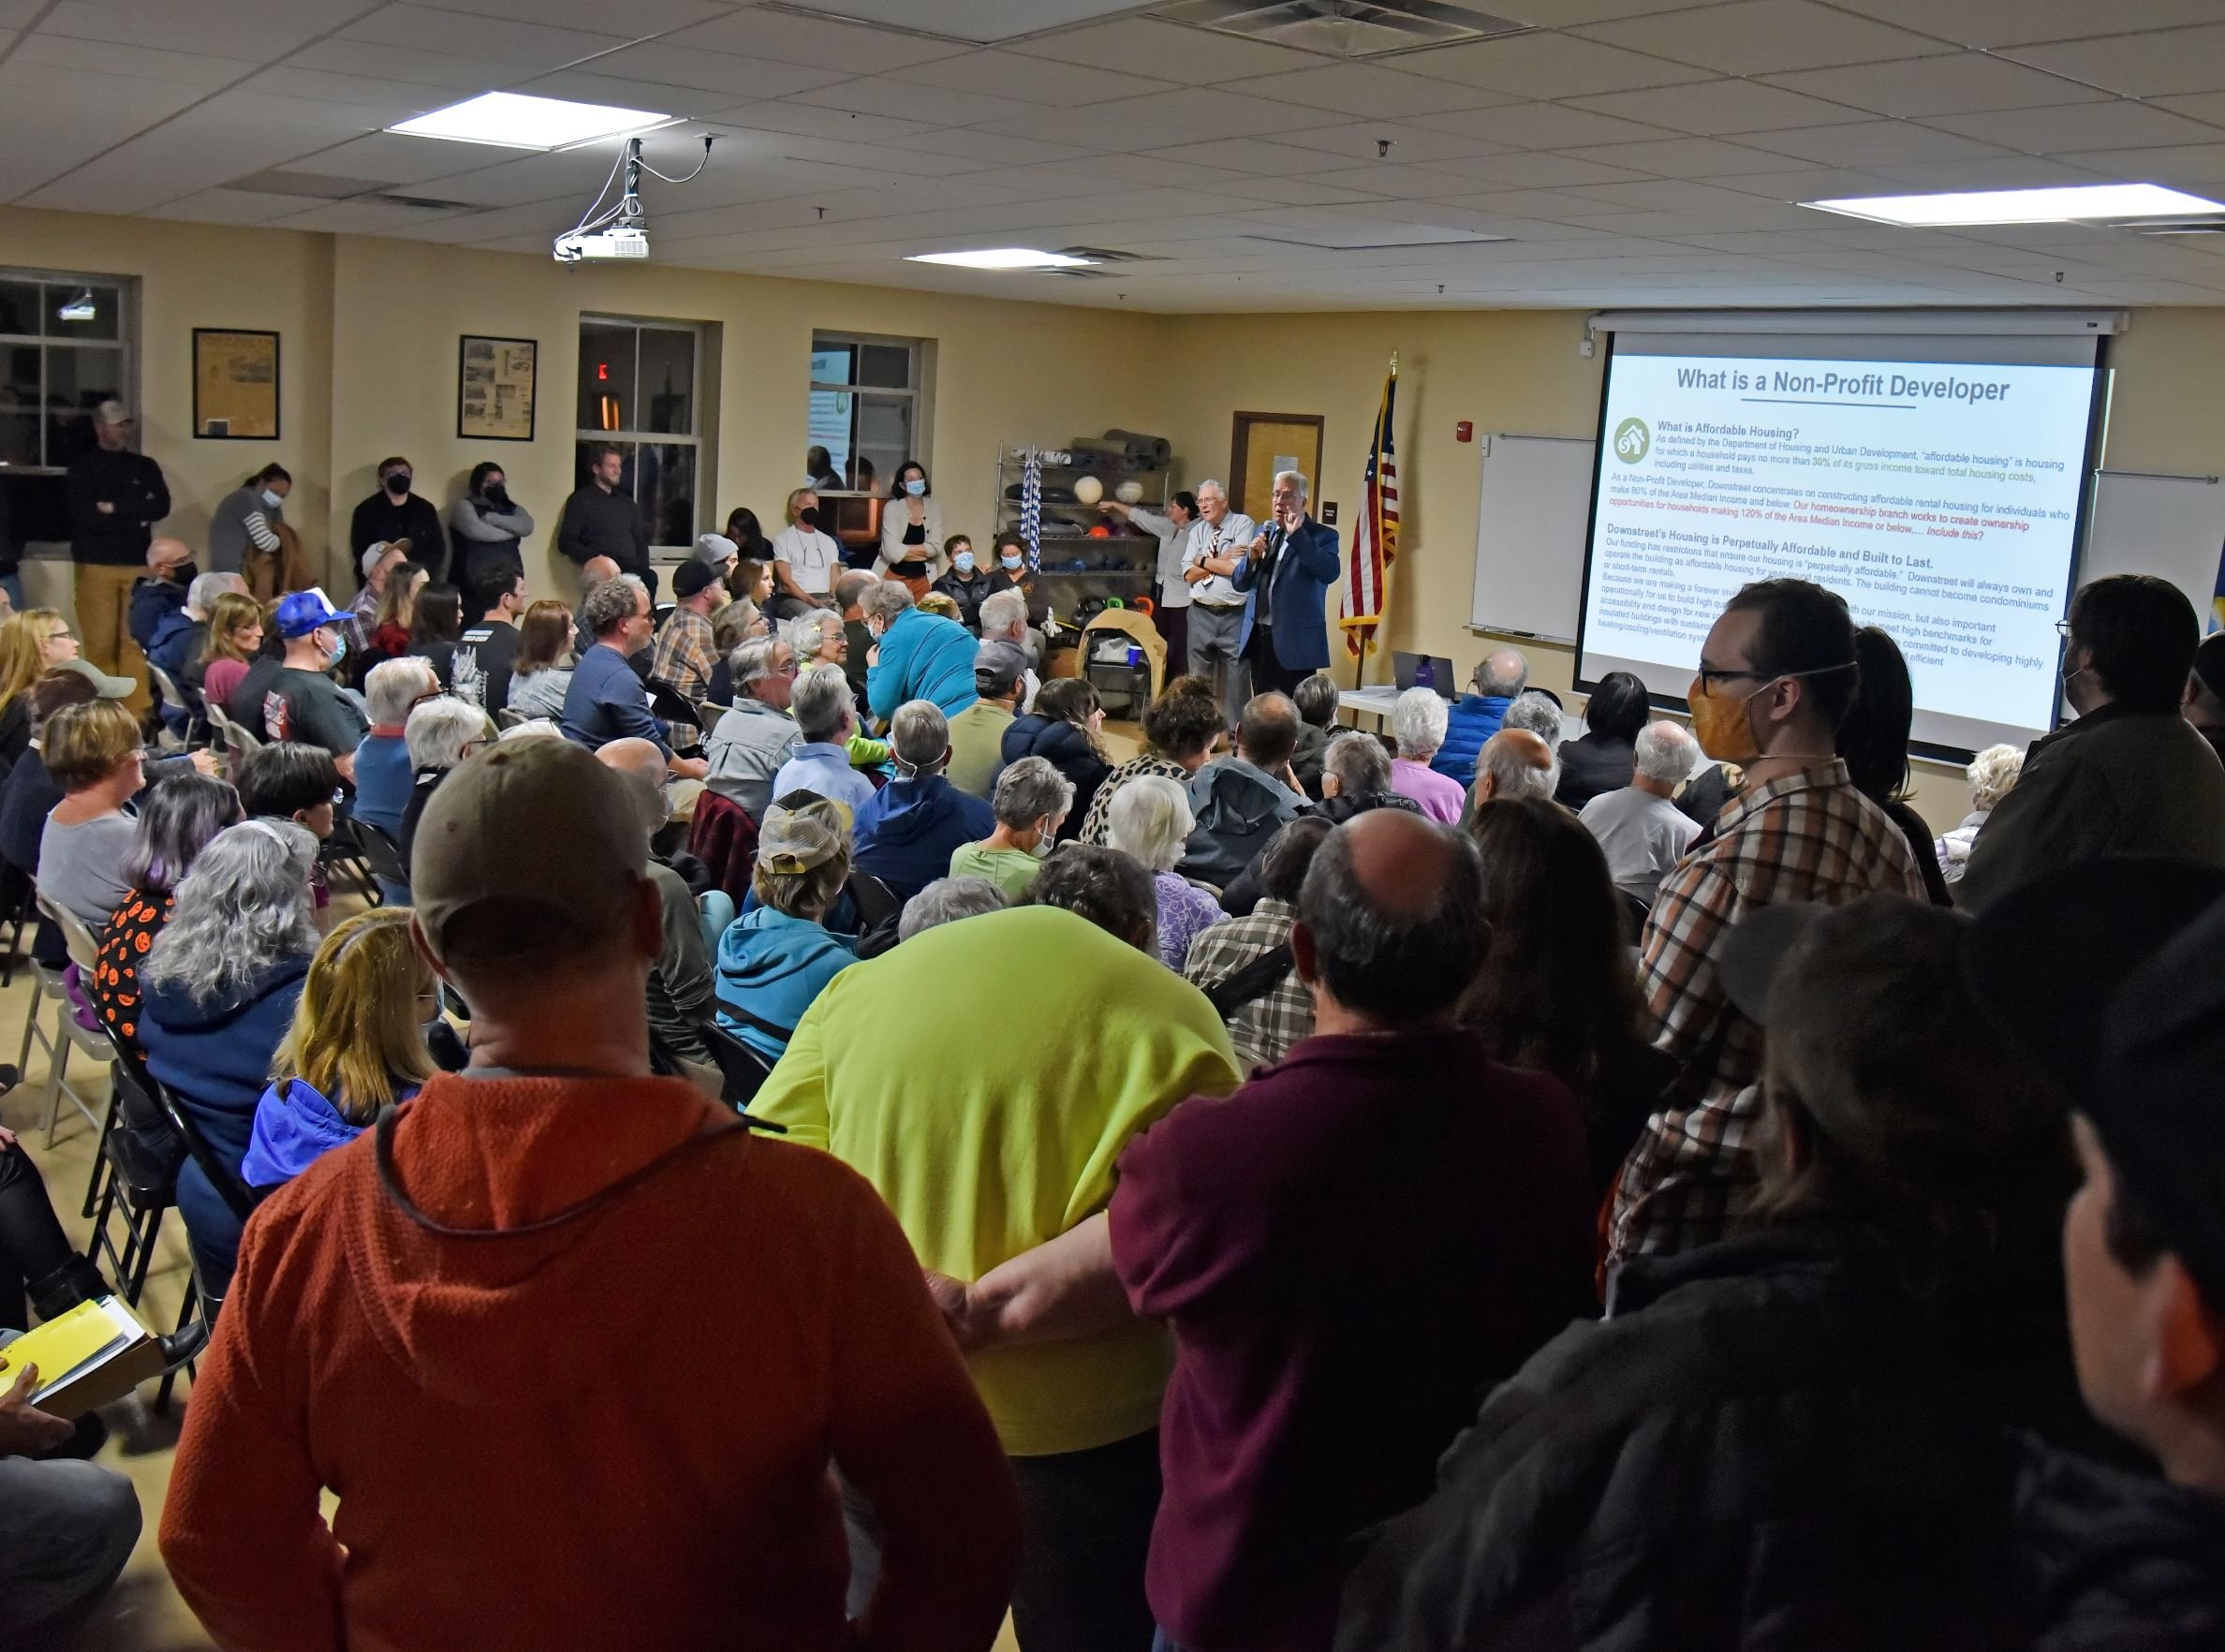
[192,328,280,439]
[458,334,538,441]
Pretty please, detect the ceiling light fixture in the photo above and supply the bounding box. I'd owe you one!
[906,248,1099,271]
[390,92,670,152]
[1803,183,2225,228]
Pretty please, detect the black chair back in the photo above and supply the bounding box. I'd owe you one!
[353,818,410,889]
[149,1073,259,1222]
[700,1022,775,1111]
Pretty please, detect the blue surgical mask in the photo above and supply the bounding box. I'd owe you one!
[260,489,283,509]
[952,551,975,574]
[322,629,346,667]
[1000,552,1024,571]
[905,478,927,497]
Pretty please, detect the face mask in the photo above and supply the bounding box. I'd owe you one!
[1687,674,1765,763]
[260,489,283,510]
[324,631,348,668]
[1000,552,1024,571]
[173,561,199,584]
[798,508,820,530]
[905,479,927,497]
[952,551,975,574]
[483,483,508,507]
[386,472,411,495]
[1027,828,1055,859]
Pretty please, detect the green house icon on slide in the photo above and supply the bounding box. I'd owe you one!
[1613,418,1651,464]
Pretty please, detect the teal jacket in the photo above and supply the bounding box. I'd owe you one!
[867,608,980,722]
[715,907,859,1060]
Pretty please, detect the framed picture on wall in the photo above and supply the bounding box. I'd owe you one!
[191,328,280,439]
[458,334,538,441]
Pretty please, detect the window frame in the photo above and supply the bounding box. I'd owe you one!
[0,266,139,476]
[808,329,930,495]
[575,313,708,551]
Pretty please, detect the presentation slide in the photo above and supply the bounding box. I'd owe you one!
[1578,341,2100,754]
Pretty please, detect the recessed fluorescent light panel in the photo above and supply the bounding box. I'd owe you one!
[1804,183,2225,228]
[390,92,669,151]
[906,248,1099,271]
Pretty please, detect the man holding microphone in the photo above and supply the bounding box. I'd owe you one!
[1233,469,1340,699]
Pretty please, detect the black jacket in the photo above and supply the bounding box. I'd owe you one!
[1217,789,1419,918]
[556,484,648,576]
[67,448,169,565]
[1555,729,1635,813]
[348,491,448,579]
[1000,715,1110,843]
[2017,1442,2225,1650]
[933,567,995,631]
[1336,1221,2110,1652]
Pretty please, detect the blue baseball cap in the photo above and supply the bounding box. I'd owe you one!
[274,589,348,639]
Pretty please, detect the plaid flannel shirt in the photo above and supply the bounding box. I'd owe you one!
[1609,759,1924,1262]
[1183,898,1314,1075]
[647,605,717,703]
[1081,754,1188,846]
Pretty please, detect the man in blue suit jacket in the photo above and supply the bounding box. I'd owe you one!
[1231,468,1342,697]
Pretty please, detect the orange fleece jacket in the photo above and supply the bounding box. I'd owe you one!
[160,1071,1020,1652]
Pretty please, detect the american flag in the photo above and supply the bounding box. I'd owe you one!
[1340,359,1400,657]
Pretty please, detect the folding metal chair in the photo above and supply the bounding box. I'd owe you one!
[20,898,110,1149]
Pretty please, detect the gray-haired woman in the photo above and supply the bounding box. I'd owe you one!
[950,755,1071,899]
[137,818,321,1305]
[91,773,244,1047]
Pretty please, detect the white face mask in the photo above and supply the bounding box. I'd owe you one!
[1027,824,1055,859]
[260,489,283,510]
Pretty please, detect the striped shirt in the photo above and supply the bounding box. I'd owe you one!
[1609,759,1924,1262]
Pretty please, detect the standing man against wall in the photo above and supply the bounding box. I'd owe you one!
[66,399,169,707]
[1184,479,1257,731]
[558,444,653,596]
[348,456,447,582]
[1234,468,1341,700]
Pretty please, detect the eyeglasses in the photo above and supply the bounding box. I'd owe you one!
[2054,619,2074,640]
[1692,665,1774,692]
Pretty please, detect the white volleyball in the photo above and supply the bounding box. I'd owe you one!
[1072,474,1104,506]
[1114,479,1144,505]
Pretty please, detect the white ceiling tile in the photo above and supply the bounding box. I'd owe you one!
[663,7,970,72]
[2151,93,2225,130]
[140,185,336,222]
[1304,163,1509,199]
[965,103,1213,149]
[1921,99,2224,155]
[510,68,720,112]
[1566,175,1805,211]
[788,76,1039,127]
[1084,152,1258,189]
[1267,122,1512,166]
[899,48,1172,106]
[1761,52,2110,117]
[1067,86,1331,141]
[266,196,477,230]
[549,40,846,98]
[2004,27,2225,99]
[1694,166,1907,199]
[1397,33,1716,96]
[950,164,1171,200]
[1454,150,1658,186]
[1556,135,1797,175]
[1209,175,1395,206]
[1435,186,1630,215]
[895,126,1095,165]
[1003,17,1319,81]
[275,130,507,185]
[1563,78,1874,134]
[774,0,1143,42]
[698,104,938,146]
[1735,120,2011,166]
[2048,143,2225,190]
[1489,0,1716,19]
[235,64,456,119]
[1827,0,2225,48]
[1136,139,1342,176]
[1866,155,2114,190]
[9,34,257,88]
[1226,62,1516,118]
[34,0,376,61]
[286,37,532,92]
[1409,101,1681,148]
[1579,2,1954,77]
[432,0,733,29]
[336,4,621,67]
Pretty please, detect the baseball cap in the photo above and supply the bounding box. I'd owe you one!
[274,588,348,639]
[53,656,134,701]
[670,559,721,601]
[693,532,738,566]
[360,540,408,580]
[758,797,850,874]
[975,639,1028,696]
[410,738,648,952]
[94,399,132,426]
[2194,633,2225,705]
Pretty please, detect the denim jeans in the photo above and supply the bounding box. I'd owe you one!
[1009,1428,1161,1652]
[0,1332,142,1652]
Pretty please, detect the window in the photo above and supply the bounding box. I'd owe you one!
[575,316,708,551]
[808,332,928,497]
[0,270,134,544]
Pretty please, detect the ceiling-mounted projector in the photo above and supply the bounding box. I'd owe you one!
[554,224,648,263]
[553,134,714,267]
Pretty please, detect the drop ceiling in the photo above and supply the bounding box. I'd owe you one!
[8,0,2225,312]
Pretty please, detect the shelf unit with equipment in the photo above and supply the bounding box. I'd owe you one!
[994,443,1176,625]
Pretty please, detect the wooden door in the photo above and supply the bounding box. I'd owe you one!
[1230,412,1324,524]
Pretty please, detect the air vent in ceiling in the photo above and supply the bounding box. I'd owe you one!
[1154,0,1527,59]
[369,194,475,213]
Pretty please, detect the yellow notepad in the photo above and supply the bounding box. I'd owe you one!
[0,1297,161,1418]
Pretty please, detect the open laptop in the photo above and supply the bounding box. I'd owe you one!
[1392,651,1457,698]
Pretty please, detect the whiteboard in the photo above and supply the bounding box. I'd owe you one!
[2081,470,2225,621]
[1470,434,1594,642]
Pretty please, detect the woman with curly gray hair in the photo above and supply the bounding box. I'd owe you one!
[138,818,322,1305]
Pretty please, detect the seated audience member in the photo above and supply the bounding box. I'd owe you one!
[648,560,725,706]
[894,876,1007,943]
[504,598,577,723]
[852,701,994,900]
[0,673,98,899]
[1613,579,1923,1263]
[92,774,243,1047]
[1468,728,1558,814]
[1434,648,1527,785]
[1556,670,1650,812]
[2186,629,2225,764]
[563,577,708,780]
[240,908,435,1189]
[357,558,429,679]
[1001,678,1112,842]
[918,592,962,624]
[934,535,992,631]
[1936,743,2023,890]
[1579,719,1703,911]
[153,569,247,724]
[836,569,877,701]
[949,641,1025,799]
[703,638,800,820]
[452,564,527,715]
[194,592,267,715]
[976,588,1041,712]
[1840,626,1951,906]
[784,607,848,678]
[1339,890,2101,1651]
[0,1367,140,1650]
[596,739,716,1075]
[237,743,340,845]
[1185,816,1333,1074]
[754,892,1238,1652]
[1108,776,1223,970]
[160,739,1021,1648]
[702,594,767,706]
[694,530,740,586]
[771,665,874,815]
[0,610,86,766]
[37,700,145,930]
[1466,796,1679,1200]
[1082,674,1226,845]
[1388,686,1466,824]
[353,657,440,847]
[1215,728,1418,921]
[715,798,860,1062]
[406,582,464,689]
[130,537,191,667]
[570,554,622,656]
[397,698,486,865]
[864,579,979,723]
[259,591,368,779]
[951,756,1071,899]
[138,819,321,1302]
[1959,574,2225,911]
[346,541,406,657]
[1289,672,1337,799]
[1180,692,1304,888]
[1501,689,1566,749]
[1023,843,1157,953]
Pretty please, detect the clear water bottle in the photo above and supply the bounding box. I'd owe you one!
[1414,657,1437,692]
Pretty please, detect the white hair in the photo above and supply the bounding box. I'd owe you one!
[1105,774,1194,873]
[139,819,320,1007]
[187,570,246,614]
[1324,730,1391,797]
[366,656,440,728]
[993,755,1073,830]
[1500,691,1563,745]
[1273,467,1309,502]
[1475,735,1557,804]
[1634,719,1699,785]
[978,589,1027,639]
[890,701,950,772]
[1391,686,1449,759]
[498,717,563,743]
[860,581,914,626]
[790,662,854,744]
[405,696,485,772]
[1474,649,1529,698]
[1967,743,2025,813]
[897,876,1007,941]
[781,610,841,656]
[730,637,787,694]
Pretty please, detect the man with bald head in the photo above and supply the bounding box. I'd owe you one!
[1437,646,1531,785]
[1469,727,1557,813]
[936,810,1595,1652]
[596,736,715,1073]
[574,553,623,655]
